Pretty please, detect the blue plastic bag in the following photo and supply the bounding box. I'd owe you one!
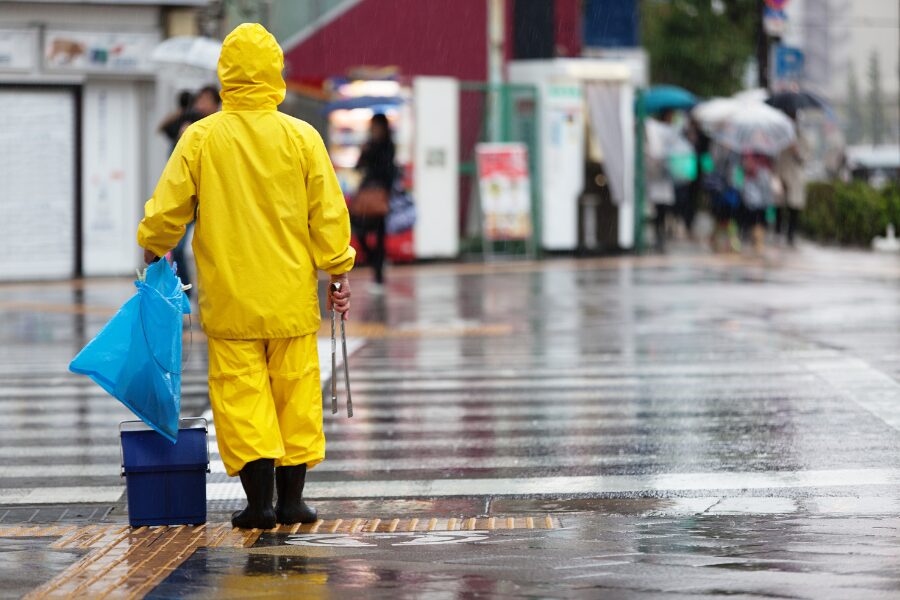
[69,260,190,443]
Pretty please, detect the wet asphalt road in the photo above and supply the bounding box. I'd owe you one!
[2,243,900,597]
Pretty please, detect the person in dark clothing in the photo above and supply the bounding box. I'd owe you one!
[170,85,222,296]
[353,113,395,289]
[158,90,194,151]
[187,86,221,122]
[683,117,709,238]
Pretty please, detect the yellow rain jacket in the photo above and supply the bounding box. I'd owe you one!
[138,23,355,339]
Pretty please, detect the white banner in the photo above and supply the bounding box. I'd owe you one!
[44,30,160,74]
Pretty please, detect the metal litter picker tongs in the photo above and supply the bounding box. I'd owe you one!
[330,281,353,417]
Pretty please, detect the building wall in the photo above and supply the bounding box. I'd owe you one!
[0,2,203,279]
[0,1,160,28]
[784,0,899,142]
[281,0,488,83]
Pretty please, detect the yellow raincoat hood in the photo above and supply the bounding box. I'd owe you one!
[218,23,286,111]
[138,24,355,340]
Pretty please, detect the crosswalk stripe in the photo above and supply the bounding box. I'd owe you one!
[0,486,123,504]
[0,371,823,397]
[0,400,853,426]
[0,425,865,457]
[336,375,824,393]
[0,452,656,478]
[0,386,837,412]
[206,468,900,500]
[2,467,898,507]
[0,396,847,419]
[0,385,212,399]
[343,365,814,380]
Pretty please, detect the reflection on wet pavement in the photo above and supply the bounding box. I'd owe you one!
[143,513,900,599]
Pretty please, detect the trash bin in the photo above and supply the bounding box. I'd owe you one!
[578,190,619,253]
[579,193,602,252]
[120,418,209,527]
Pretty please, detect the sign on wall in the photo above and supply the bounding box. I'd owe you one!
[0,29,38,72]
[773,45,805,90]
[44,30,160,74]
[475,143,533,241]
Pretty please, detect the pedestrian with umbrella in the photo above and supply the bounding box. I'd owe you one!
[765,90,830,117]
[775,111,809,247]
[714,102,796,157]
[639,87,698,250]
[641,85,698,114]
[710,102,796,254]
[644,114,678,251]
[764,91,829,248]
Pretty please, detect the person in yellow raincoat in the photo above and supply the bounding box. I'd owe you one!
[137,23,354,530]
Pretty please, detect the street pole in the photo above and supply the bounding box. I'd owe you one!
[757,0,770,89]
[634,90,646,254]
[487,0,505,142]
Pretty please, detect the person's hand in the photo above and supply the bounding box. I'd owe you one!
[143,249,159,264]
[328,274,351,319]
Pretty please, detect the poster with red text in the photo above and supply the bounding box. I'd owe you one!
[475,143,533,241]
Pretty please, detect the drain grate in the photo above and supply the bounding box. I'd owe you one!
[0,505,114,524]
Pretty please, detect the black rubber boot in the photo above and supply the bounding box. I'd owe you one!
[275,465,318,525]
[231,459,276,529]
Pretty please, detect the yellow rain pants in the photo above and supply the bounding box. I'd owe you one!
[208,334,324,476]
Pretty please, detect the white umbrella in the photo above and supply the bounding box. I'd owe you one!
[151,36,222,71]
[733,88,769,103]
[714,102,796,155]
[692,97,744,134]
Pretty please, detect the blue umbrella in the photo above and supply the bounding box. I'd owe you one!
[639,85,698,115]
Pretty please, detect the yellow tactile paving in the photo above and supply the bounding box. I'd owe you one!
[5,515,558,598]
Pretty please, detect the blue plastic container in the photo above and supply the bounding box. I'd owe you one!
[120,419,209,527]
